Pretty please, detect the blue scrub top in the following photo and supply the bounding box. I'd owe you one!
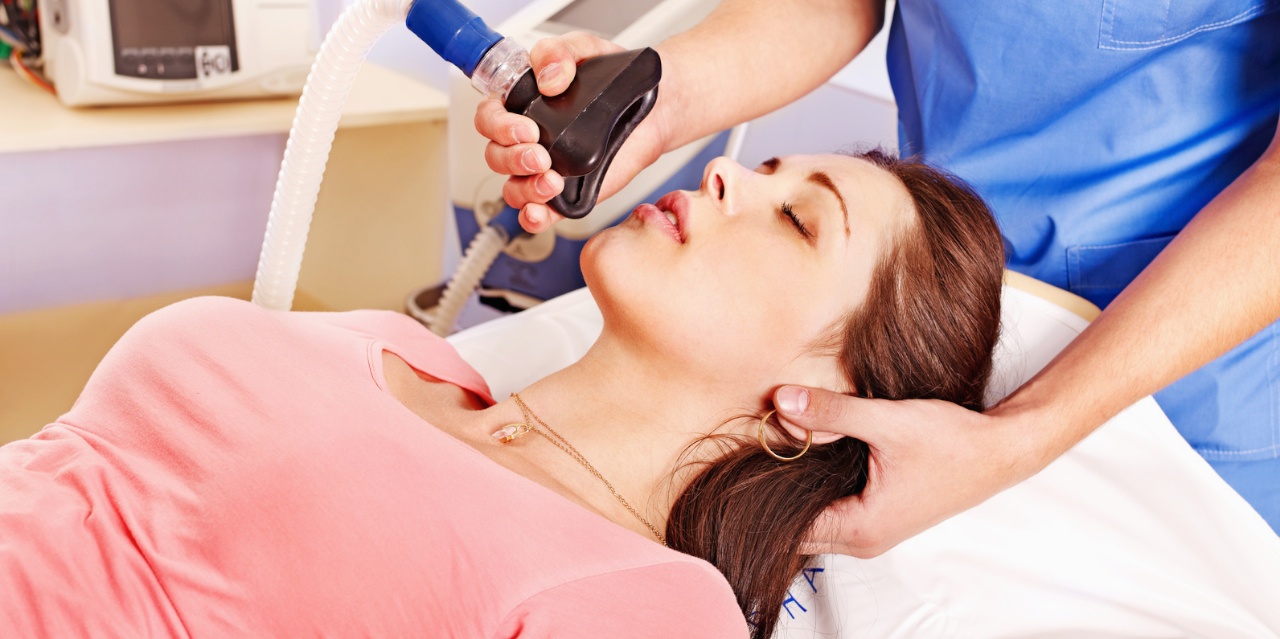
[885,1,1280,489]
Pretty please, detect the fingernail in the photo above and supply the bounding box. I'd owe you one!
[537,63,562,89]
[513,124,537,144]
[777,386,809,416]
[527,206,546,228]
[521,148,547,172]
[538,172,562,196]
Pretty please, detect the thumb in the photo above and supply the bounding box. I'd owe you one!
[773,385,890,445]
[529,32,624,96]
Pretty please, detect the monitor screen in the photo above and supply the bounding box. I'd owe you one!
[109,0,240,80]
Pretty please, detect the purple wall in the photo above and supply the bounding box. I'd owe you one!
[1,135,285,313]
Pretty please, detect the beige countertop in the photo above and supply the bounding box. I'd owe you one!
[0,62,448,154]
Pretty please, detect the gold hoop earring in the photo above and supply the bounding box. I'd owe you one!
[758,410,813,462]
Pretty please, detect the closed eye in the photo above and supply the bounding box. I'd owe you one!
[781,202,814,241]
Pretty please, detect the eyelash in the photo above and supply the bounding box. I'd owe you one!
[781,202,813,239]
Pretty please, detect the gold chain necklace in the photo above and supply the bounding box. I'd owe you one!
[496,393,667,546]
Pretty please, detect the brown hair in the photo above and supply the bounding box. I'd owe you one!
[665,149,1004,638]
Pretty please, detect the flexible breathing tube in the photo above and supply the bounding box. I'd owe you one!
[254,0,652,335]
[252,0,523,313]
[423,205,525,335]
[252,0,417,311]
[408,0,529,334]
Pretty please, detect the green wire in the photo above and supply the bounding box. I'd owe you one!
[0,42,11,60]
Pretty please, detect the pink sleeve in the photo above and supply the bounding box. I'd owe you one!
[492,562,749,639]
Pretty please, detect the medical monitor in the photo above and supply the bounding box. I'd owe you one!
[39,0,314,106]
[108,0,240,80]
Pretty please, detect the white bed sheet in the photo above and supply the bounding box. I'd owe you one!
[447,286,1280,638]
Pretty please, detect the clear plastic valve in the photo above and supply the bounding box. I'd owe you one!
[470,38,531,103]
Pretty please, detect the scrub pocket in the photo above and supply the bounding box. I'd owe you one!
[1068,236,1280,464]
[1099,0,1279,50]
[1065,235,1173,309]
[1156,322,1280,463]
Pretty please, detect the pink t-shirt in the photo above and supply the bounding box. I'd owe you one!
[0,297,747,637]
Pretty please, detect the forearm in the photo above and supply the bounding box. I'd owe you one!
[654,0,885,151]
[995,127,1280,470]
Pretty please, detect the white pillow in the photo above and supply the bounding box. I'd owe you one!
[448,286,1280,638]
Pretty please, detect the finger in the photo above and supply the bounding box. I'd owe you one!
[773,386,892,445]
[529,31,625,96]
[485,142,552,177]
[503,171,563,207]
[474,99,540,145]
[798,498,871,555]
[808,497,894,559]
[519,203,565,234]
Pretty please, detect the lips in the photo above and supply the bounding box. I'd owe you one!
[632,191,690,244]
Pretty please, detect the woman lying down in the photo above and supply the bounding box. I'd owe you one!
[0,150,1003,638]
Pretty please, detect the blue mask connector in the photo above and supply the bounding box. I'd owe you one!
[404,0,503,77]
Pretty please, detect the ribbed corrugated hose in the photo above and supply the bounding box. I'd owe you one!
[424,224,508,335]
[251,0,416,311]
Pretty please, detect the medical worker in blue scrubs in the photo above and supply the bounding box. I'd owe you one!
[475,0,1280,550]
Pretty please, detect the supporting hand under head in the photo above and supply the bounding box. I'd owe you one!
[771,385,1047,558]
[472,31,672,233]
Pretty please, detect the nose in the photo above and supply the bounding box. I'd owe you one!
[701,156,746,216]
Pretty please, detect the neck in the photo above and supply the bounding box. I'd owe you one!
[478,331,766,542]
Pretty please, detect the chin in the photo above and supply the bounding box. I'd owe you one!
[581,229,675,341]
[579,231,609,293]
[579,229,629,323]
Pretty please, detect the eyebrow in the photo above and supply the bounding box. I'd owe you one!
[807,171,851,236]
[762,157,851,236]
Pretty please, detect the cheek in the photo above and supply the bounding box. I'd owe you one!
[582,230,684,330]
[583,230,846,374]
[679,241,839,359]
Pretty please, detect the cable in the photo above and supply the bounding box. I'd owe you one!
[0,0,41,58]
[10,50,54,94]
[0,24,26,50]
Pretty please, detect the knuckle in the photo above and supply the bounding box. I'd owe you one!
[484,143,518,175]
[811,391,850,424]
[563,30,606,51]
[503,177,542,207]
[848,529,887,558]
[483,142,501,168]
[561,30,591,53]
[502,180,528,209]
[530,36,571,66]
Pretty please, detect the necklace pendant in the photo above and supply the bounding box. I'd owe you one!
[493,423,530,444]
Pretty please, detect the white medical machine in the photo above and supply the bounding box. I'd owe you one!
[442,0,721,309]
[37,0,315,106]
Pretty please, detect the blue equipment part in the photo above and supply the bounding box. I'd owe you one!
[405,0,503,77]
[485,204,527,242]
